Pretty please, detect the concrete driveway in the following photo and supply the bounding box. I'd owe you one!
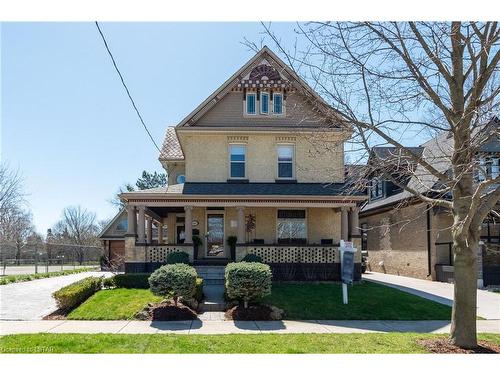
[363,272,500,320]
[0,271,113,320]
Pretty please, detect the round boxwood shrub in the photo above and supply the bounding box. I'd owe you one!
[241,253,263,263]
[148,264,197,306]
[166,251,190,265]
[225,262,272,308]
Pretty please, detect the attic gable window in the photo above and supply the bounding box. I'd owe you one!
[370,178,384,200]
[246,93,256,115]
[260,92,269,114]
[273,93,283,114]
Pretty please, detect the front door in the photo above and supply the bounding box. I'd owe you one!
[206,214,225,257]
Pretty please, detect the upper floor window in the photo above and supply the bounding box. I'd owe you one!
[176,174,186,184]
[229,144,246,179]
[476,155,499,182]
[260,92,269,114]
[370,178,384,200]
[116,218,128,231]
[273,93,283,114]
[246,93,256,115]
[277,144,294,179]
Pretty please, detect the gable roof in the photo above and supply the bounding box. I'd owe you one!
[98,208,127,239]
[159,127,184,162]
[176,46,339,129]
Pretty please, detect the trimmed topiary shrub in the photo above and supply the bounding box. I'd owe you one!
[148,264,197,306]
[102,277,116,289]
[113,273,150,288]
[241,253,263,263]
[225,262,272,308]
[53,276,102,310]
[166,251,190,265]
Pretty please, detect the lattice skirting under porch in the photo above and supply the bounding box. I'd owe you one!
[242,246,339,263]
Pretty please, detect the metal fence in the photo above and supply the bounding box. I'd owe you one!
[0,258,100,276]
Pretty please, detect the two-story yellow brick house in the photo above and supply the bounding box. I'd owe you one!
[117,47,367,280]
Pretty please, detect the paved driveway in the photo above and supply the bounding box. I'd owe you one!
[363,272,500,320]
[0,271,113,320]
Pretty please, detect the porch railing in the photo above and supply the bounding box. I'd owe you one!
[144,244,194,263]
[236,244,340,263]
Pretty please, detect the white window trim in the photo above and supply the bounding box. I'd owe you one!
[272,93,284,116]
[245,93,257,115]
[370,178,384,200]
[276,143,295,180]
[228,143,247,179]
[275,208,308,244]
[260,92,269,114]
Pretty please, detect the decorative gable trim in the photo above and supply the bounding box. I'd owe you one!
[276,136,296,142]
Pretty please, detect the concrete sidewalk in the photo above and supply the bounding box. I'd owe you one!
[363,272,500,320]
[1,319,499,335]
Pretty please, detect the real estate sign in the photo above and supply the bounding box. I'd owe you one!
[339,240,356,304]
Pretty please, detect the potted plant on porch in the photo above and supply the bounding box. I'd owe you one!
[227,235,237,261]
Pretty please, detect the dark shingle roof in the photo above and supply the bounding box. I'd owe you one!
[182,182,365,196]
[371,146,424,161]
[159,127,184,160]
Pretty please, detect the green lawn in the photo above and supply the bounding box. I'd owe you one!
[1,333,499,353]
[67,289,162,320]
[261,281,452,320]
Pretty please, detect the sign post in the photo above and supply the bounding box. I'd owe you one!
[340,240,356,304]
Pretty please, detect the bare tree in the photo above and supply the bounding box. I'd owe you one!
[52,206,100,264]
[257,21,499,348]
[0,207,35,264]
[0,163,25,217]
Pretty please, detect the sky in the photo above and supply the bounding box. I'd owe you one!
[1,22,304,233]
[1,22,434,234]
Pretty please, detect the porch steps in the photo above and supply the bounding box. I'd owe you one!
[200,284,226,312]
[195,266,226,312]
[195,266,225,284]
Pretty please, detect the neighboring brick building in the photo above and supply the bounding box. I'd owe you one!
[360,124,500,286]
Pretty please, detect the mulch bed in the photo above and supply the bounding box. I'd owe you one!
[418,338,500,354]
[150,302,198,321]
[225,304,275,321]
[43,308,71,320]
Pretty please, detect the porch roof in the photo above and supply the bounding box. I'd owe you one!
[120,182,367,207]
[123,182,366,197]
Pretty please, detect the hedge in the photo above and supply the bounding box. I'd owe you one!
[113,273,151,289]
[52,276,102,310]
[241,253,263,263]
[225,262,272,308]
[0,267,99,285]
[166,251,190,265]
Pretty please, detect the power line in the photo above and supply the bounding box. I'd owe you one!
[94,22,161,153]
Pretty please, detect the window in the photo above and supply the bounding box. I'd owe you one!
[273,93,283,114]
[277,144,294,179]
[260,92,269,114]
[246,93,256,114]
[277,210,306,244]
[176,174,185,184]
[476,156,500,181]
[370,178,384,199]
[229,144,246,178]
[116,218,128,231]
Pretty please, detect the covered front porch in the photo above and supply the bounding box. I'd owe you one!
[121,186,365,277]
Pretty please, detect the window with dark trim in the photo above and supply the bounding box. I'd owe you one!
[370,178,384,200]
[277,209,306,244]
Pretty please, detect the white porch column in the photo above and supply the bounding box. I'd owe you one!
[157,222,163,245]
[137,206,146,243]
[350,207,360,236]
[184,206,193,244]
[341,207,349,241]
[237,207,246,244]
[126,205,136,236]
[146,217,152,244]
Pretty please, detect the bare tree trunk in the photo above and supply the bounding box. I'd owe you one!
[450,231,478,348]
